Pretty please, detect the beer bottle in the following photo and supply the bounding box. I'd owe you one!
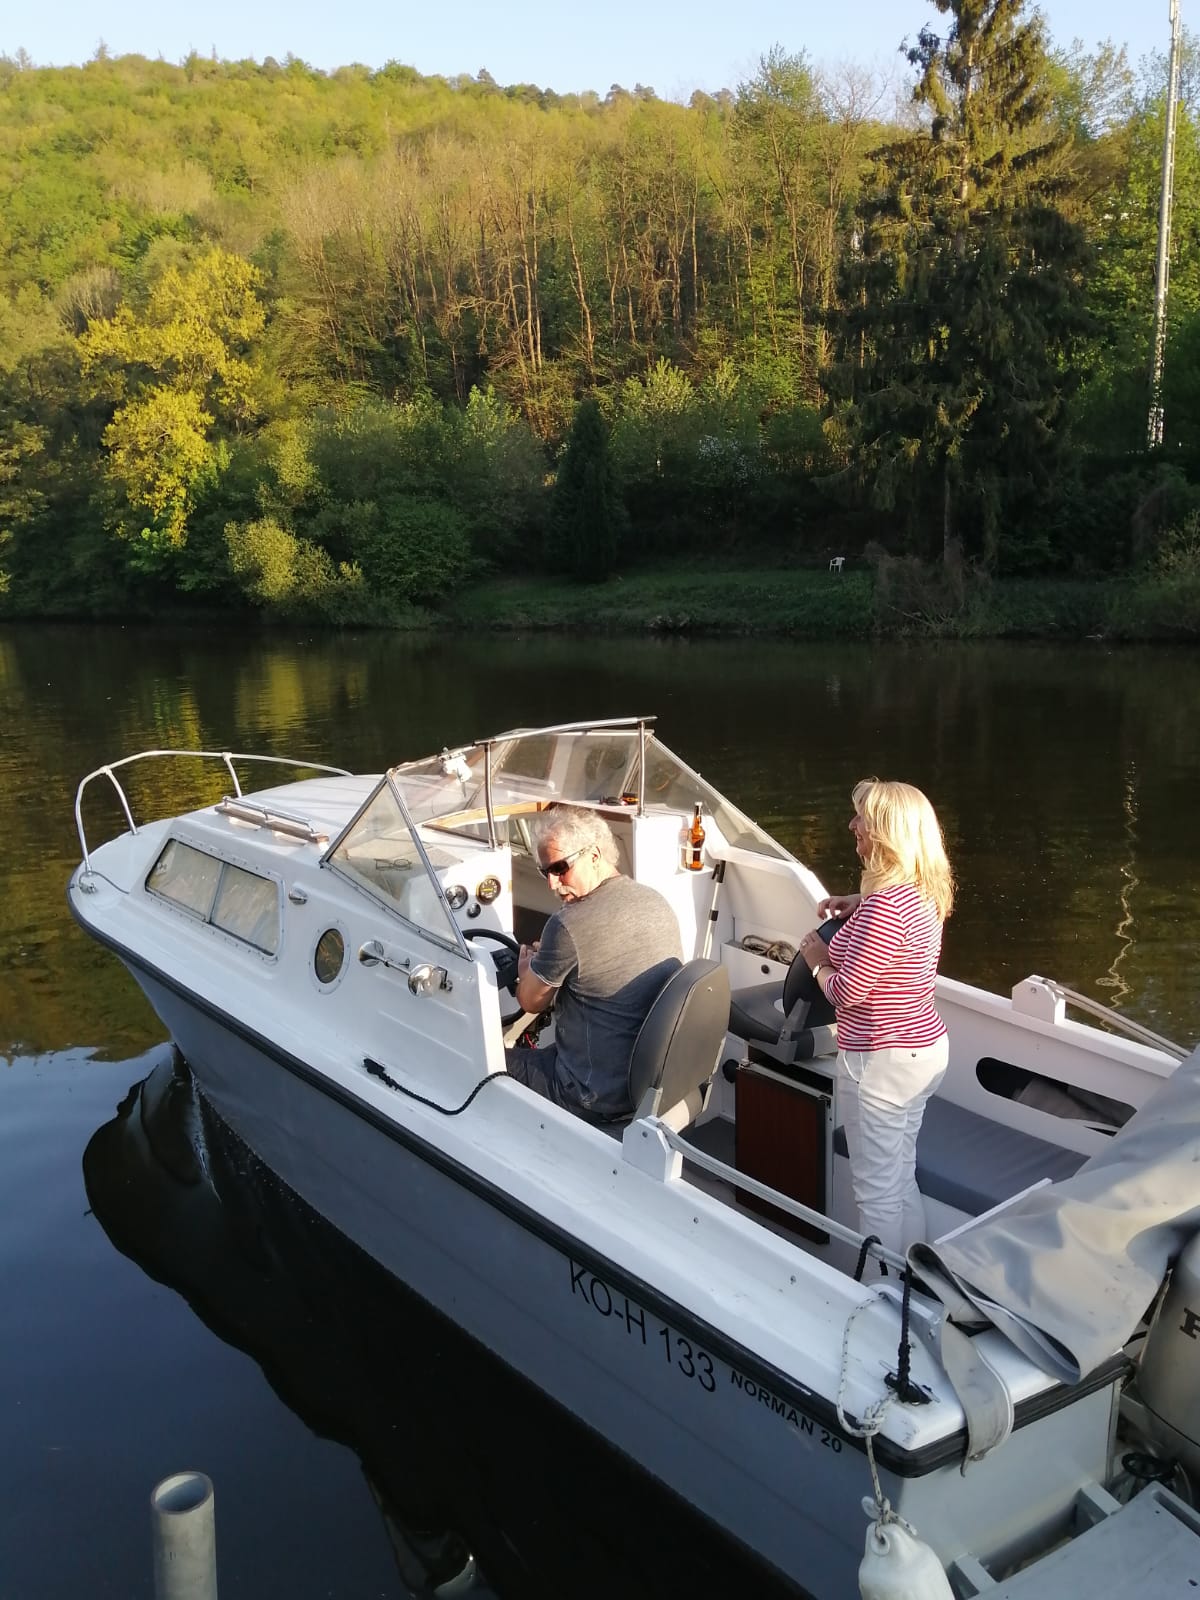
[685,803,706,871]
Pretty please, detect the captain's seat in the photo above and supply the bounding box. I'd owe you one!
[728,917,847,1066]
[626,959,731,1130]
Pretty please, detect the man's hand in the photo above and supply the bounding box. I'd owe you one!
[516,939,540,980]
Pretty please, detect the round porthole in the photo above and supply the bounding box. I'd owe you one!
[313,927,347,987]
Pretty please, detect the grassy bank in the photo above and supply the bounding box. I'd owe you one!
[452,568,876,636]
[449,564,1200,641]
[5,560,1196,641]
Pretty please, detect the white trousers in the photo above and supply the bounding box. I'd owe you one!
[837,1037,949,1272]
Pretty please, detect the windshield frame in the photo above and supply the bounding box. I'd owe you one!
[322,773,472,960]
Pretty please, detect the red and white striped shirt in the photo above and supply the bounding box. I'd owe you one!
[825,884,946,1051]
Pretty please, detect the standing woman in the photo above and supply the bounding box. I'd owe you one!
[799,780,954,1269]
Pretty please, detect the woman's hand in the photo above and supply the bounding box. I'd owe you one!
[817,892,862,918]
[799,930,830,973]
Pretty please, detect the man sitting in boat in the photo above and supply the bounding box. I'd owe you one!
[506,805,683,1122]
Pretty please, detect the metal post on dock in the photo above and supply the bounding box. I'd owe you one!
[151,1472,218,1600]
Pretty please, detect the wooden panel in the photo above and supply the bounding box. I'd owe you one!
[735,1065,829,1243]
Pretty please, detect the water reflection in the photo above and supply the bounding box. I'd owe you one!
[8,620,1200,1596]
[4,622,1200,1058]
[82,1054,795,1600]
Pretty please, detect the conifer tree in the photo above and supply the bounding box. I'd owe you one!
[547,399,627,581]
[828,0,1092,571]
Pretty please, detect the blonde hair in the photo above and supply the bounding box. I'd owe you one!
[852,778,954,920]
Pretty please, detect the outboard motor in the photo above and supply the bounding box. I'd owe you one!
[1134,1232,1200,1483]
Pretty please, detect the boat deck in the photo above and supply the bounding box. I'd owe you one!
[952,1483,1200,1596]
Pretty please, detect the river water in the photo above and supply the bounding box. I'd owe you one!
[2,621,1198,1596]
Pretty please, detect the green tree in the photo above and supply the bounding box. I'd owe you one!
[79,248,266,546]
[828,0,1092,571]
[547,398,625,579]
[732,48,822,375]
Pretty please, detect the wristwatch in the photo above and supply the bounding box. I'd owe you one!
[812,962,826,981]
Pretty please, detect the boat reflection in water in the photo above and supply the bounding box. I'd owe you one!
[83,1052,793,1600]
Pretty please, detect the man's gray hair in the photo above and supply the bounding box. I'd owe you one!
[529,805,619,867]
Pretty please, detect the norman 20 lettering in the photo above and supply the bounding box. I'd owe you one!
[570,1260,714,1390]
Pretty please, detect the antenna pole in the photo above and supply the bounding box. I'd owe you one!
[1148,0,1183,448]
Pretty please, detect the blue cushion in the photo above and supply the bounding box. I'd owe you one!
[833,1096,1087,1216]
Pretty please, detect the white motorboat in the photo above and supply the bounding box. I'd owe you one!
[68,718,1200,1596]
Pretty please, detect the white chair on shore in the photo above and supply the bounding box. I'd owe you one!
[829,556,845,574]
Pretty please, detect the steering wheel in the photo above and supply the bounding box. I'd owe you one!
[463,927,521,994]
[787,912,852,1015]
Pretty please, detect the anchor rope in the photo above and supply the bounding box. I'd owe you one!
[836,1283,921,1536]
[853,1234,882,1283]
[884,1270,927,1405]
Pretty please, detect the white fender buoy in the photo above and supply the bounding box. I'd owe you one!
[858,1516,955,1600]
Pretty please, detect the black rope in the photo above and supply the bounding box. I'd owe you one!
[885,1269,930,1405]
[853,1235,881,1283]
[364,1056,506,1116]
[1121,1451,1176,1485]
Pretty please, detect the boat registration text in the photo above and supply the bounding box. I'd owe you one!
[569,1258,842,1450]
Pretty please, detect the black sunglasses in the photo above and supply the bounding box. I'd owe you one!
[538,846,588,880]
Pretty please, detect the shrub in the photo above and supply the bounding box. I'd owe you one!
[352,496,476,605]
[1119,512,1200,639]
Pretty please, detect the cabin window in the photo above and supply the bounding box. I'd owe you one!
[146,840,223,918]
[313,927,346,986]
[147,840,280,955]
[211,864,281,954]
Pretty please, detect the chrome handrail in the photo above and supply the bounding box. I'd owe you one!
[74,749,352,878]
[1045,981,1188,1062]
[477,715,656,741]
[656,1124,908,1276]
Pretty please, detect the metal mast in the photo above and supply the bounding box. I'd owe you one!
[1148,0,1183,448]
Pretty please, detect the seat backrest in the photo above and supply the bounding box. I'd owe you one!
[627,958,731,1125]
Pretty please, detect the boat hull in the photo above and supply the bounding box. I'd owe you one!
[125,956,1120,1598]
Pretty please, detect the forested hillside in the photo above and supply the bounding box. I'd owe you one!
[1,0,1198,632]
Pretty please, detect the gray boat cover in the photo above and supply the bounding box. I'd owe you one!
[910,1043,1200,1395]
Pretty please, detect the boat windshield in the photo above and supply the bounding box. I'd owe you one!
[388,724,791,860]
[325,777,462,951]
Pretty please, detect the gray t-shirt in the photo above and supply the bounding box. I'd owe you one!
[530,875,683,1118]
